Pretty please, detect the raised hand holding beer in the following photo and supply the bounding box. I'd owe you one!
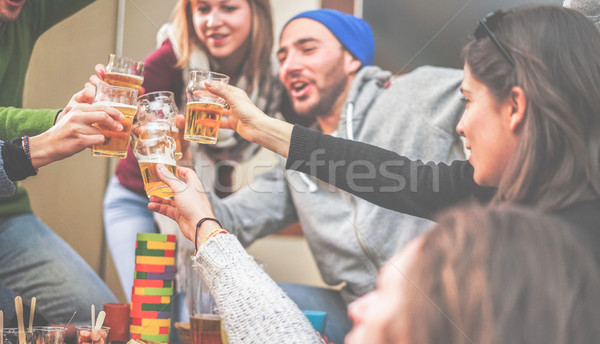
[91,84,138,158]
[204,82,294,157]
[29,103,124,169]
[148,165,221,246]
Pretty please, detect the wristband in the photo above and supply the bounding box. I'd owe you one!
[2,137,37,181]
[194,217,223,252]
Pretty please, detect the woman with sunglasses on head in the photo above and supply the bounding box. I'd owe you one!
[205,4,600,262]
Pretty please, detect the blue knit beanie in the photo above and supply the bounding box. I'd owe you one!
[284,9,375,67]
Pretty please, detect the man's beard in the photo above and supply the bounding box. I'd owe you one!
[296,72,349,120]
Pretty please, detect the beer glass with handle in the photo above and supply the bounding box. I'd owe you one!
[104,54,145,90]
[133,130,177,199]
[92,84,138,158]
[184,71,230,144]
[136,91,183,159]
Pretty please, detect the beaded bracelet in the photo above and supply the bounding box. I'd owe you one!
[22,136,32,162]
[194,217,223,252]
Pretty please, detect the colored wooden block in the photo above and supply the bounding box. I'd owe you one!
[135,256,175,266]
[130,318,171,327]
[133,279,173,288]
[135,247,175,257]
[146,241,176,250]
[136,233,174,242]
[135,264,175,273]
[140,334,170,343]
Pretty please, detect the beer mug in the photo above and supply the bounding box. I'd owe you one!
[184,71,230,144]
[92,84,138,158]
[136,91,182,159]
[104,54,145,90]
[133,132,177,199]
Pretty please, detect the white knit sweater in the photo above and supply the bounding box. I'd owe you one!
[193,234,322,344]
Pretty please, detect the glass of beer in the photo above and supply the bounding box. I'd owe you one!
[133,131,177,199]
[104,54,145,90]
[184,71,229,144]
[92,84,138,158]
[189,260,222,344]
[136,91,182,159]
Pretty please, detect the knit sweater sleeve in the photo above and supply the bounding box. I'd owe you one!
[286,125,495,220]
[0,141,16,197]
[193,234,321,344]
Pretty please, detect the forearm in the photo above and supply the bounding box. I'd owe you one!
[28,133,54,170]
[249,116,294,158]
[286,125,495,219]
[194,234,321,343]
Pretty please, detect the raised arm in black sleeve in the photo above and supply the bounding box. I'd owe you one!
[286,125,495,220]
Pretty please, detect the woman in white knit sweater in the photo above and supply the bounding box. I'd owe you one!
[148,164,600,344]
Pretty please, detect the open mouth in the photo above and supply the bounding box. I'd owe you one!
[289,81,309,98]
[208,33,229,44]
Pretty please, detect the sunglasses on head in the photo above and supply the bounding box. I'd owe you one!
[474,10,516,68]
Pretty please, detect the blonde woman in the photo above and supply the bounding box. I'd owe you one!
[102,0,283,306]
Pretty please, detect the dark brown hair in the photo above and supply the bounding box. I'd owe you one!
[399,204,600,344]
[462,5,600,212]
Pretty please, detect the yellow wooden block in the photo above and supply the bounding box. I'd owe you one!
[146,241,176,250]
[161,296,170,304]
[141,319,171,327]
[135,256,175,265]
[130,325,165,335]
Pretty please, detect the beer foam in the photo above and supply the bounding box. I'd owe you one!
[105,72,144,82]
[138,158,177,166]
[187,100,224,107]
[95,101,137,109]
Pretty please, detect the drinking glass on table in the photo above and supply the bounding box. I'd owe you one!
[91,84,138,158]
[104,54,145,90]
[184,71,229,144]
[32,326,66,344]
[132,131,177,199]
[76,326,110,344]
[2,328,33,344]
[136,91,182,159]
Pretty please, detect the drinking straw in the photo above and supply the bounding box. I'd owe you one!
[1,309,4,344]
[28,297,36,332]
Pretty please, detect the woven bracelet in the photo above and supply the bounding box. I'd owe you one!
[195,217,223,252]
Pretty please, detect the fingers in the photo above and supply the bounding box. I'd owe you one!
[204,81,229,100]
[67,104,125,132]
[95,64,106,78]
[71,85,96,105]
[156,164,185,190]
[220,117,236,130]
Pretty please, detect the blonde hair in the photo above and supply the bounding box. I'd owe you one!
[170,0,273,87]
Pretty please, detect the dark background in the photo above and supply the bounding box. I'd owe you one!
[362,0,562,73]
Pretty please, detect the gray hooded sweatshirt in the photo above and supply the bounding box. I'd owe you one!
[209,65,465,303]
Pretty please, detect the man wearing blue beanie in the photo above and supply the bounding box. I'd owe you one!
[207,8,466,343]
